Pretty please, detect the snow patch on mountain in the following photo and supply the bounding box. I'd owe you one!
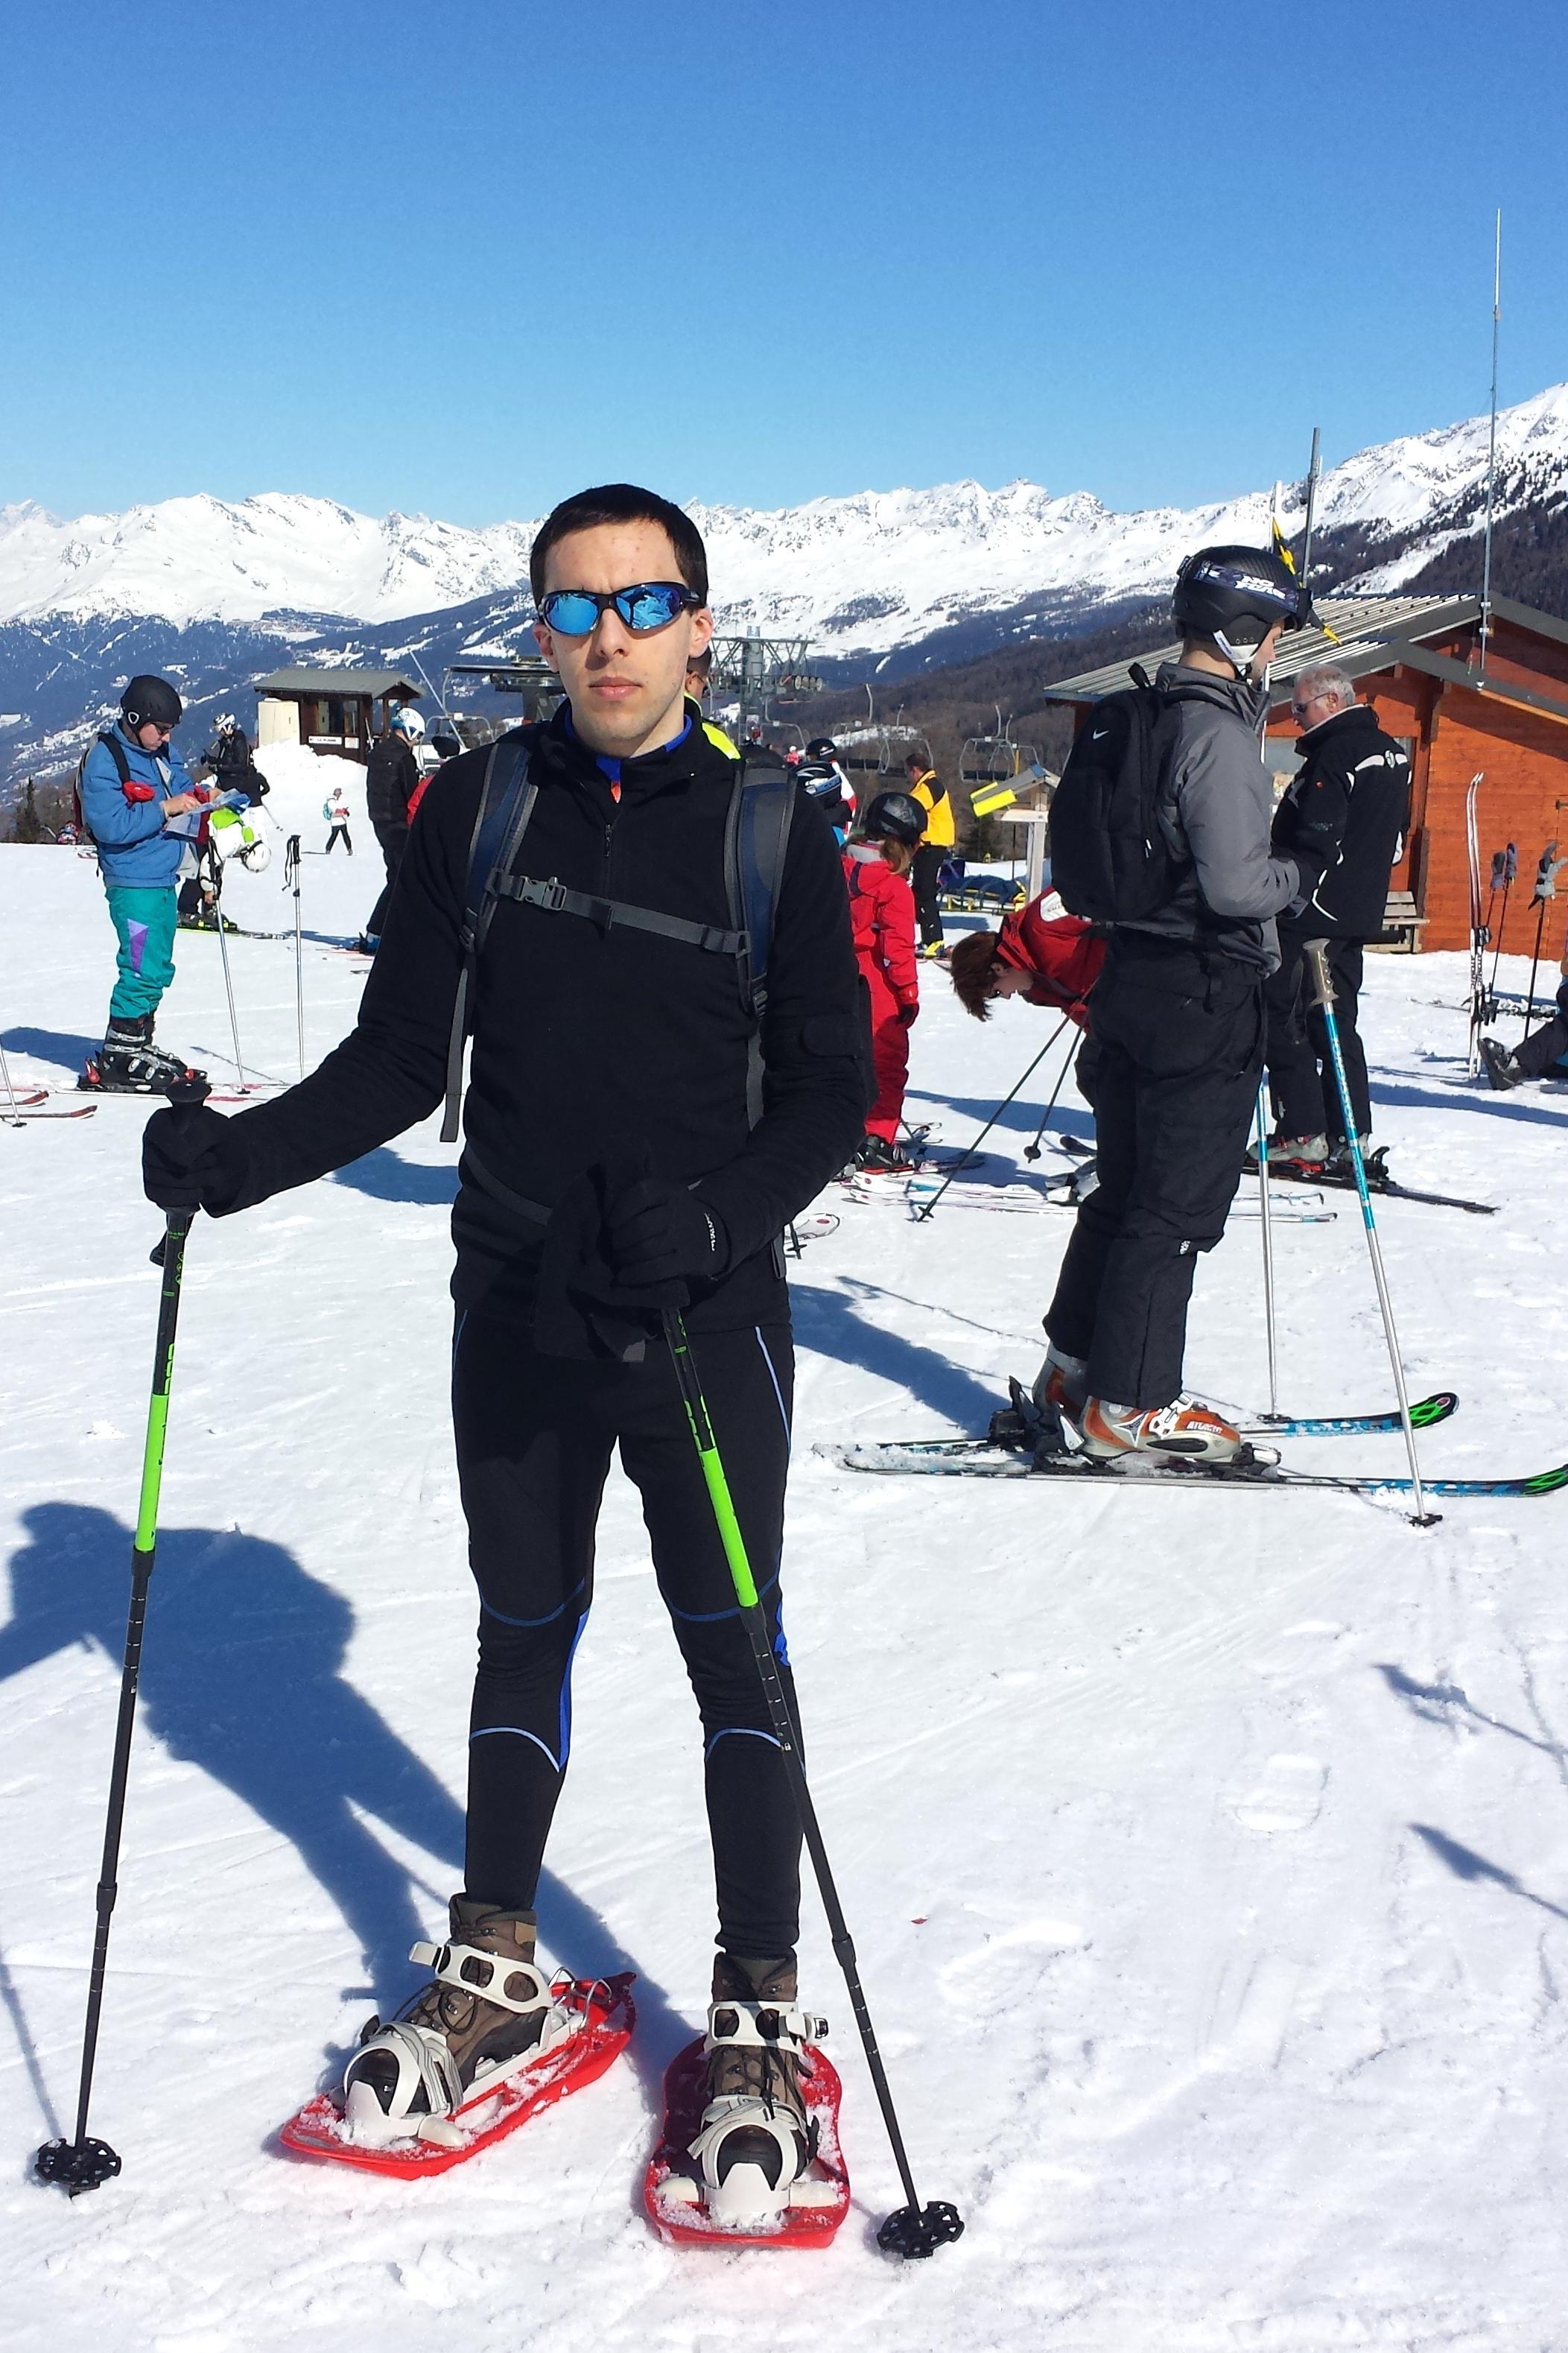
[4,383,1568,653]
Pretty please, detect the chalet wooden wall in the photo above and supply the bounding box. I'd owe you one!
[1421,696,1568,956]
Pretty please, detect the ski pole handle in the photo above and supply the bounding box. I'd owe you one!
[148,1077,213,1267]
[1304,940,1335,1014]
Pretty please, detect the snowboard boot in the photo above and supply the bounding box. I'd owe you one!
[79,1016,206,1095]
[1032,1343,1088,1428]
[1079,1395,1245,1463]
[1480,1038,1524,1091]
[688,1952,822,2224]
[343,1897,582,2147]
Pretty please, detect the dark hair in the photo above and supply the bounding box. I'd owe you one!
[904,749,928,775]
[529,482,708,604]
[685,645,714,683]
[948,929,1003,1021]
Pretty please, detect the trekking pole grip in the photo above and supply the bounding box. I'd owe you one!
[149,1077,212,1267]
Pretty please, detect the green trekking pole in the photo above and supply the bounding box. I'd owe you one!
[36,1077,210,2194]
[661,1308,963,2261]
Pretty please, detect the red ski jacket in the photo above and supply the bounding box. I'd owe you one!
[994,893,1105,1026]
[842,845,919,1016]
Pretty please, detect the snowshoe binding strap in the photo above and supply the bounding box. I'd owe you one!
[686,1996,826,2223]
[404,1936,556,2015]
[343,2023,466,2145]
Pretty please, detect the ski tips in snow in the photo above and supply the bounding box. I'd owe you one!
[34,2132,123,2197]
[644,2034,851,2249]
[277,1972,635,2179]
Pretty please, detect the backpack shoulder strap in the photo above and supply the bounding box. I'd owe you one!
[724,751,796,1128]
[95,729,134,784]
[440,730,538,1144]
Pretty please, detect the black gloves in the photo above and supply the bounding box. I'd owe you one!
[142,1103,244,1213]
[602,1172,727,1290]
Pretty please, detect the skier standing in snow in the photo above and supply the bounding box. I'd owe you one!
[201,712,269,803]
[142,484,866,2217]
[360,708,422,950]
[1259,665,1410,1168]
[842,791,922,1171]
[904,750,953,958]
[323,787,353,854]
[1038,545,1317,1462]
[78,675,211,1092]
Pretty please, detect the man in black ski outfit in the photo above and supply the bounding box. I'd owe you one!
[1037,545,1316,1463]
[142,486,866,2204]
[1263,665,1410,1163]
[361,712,422,948]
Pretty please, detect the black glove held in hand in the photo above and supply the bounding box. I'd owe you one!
[142,1103,241,1212]
[603,1176,727,1290]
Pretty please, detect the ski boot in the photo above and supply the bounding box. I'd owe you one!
[685,1954,823,2225]
[1325,1134,1373,1176]
[1079,1395,1245,1463]
[854,1133,915,1176]
[1032,1343,1088,1429]
[1246,1131,1327,1175]
[1480,1039,1523,1091]
[78,1016,206,1095]
[342,1898,587,2147]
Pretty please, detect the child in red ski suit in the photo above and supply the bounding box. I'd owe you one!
[842,831,920,1145]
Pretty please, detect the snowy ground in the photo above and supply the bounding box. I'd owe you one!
[4,826,1567,2353]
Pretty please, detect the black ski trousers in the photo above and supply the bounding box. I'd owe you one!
[1266,927,1370,1141]
[1515,977,1568,1077]
[911,845,946,948]
[366,823,407,940]
[452,1309,802,1960]
[1045,934,1263,1409]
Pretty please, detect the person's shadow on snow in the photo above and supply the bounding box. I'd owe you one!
[0,1503,688,2094]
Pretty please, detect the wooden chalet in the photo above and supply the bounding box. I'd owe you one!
[255,668,424,763]
[1041,594,1568,955]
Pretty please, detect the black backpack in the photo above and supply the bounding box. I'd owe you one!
[1048,666,1189,924]
[439,730,796,1144]
[72,729,134,846]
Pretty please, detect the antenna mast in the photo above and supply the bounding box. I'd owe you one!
[1300,426,1321,590]
[1479,209,1502,684]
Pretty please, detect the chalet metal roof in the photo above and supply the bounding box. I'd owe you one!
[255,668,423,697]
[1039,595,1479,703]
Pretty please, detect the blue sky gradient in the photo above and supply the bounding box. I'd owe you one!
[4,0,1564,524]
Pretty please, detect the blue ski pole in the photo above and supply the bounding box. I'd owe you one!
[1303,944,1437,1526]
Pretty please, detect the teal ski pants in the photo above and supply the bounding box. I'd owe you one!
[104,884,179,1021]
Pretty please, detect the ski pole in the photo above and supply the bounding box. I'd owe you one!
[1521,840,1564,1041]
[0,1036,23,1129]
[1254,1080,1280,1422]
[913,1024,1066,1220]
[209,852,247,1092]
[1022,1014,1085,1162]
[1303,945,1436,1527]
[1486,841,1517,1008]
[661,1308,963,2261]
[36,1077,212,2195]
[285,833,305,1080]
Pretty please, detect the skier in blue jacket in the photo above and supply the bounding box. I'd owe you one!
[79,675,212,1092]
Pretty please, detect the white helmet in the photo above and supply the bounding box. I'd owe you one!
[217,712,237,731]
[239,837,272,873]
[392,706,426,740]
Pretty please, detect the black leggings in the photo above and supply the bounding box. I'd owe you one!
[452,1312,801,1957]
[326,825,352,855]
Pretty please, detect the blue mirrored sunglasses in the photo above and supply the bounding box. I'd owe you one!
[537,581,702,636]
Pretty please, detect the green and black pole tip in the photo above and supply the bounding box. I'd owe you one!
[661,1308,963,2260]
[1302,946,1437,1528]
[36,1075,211,2194]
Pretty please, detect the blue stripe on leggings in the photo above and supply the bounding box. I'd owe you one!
[469,1725,562,1771]
[705,1726,783,1761]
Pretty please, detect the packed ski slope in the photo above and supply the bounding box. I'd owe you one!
[3,830,1567,2353]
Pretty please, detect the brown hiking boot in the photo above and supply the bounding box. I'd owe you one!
[688,1953,825,2220]
[343,1896,570,2144]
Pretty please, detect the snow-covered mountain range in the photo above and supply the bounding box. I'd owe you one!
[4,381,1568,796]
[6,382,1568,649]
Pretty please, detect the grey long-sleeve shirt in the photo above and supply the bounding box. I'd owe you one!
[1117,662,1301,972]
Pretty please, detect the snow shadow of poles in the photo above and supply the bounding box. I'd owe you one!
[1410,1824,1568,1925]
[791,1278,1008,1429]
[0,1503,685,2100]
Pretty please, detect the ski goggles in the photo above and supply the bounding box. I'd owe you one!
[536,582,704,636]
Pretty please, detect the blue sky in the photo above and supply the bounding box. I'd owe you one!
[4,0,1564,525]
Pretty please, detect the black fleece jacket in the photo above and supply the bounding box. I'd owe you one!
[1271,703,1411,940]
[211,707,867,1326]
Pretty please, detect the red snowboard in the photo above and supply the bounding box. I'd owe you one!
[278,1972,635,2179]
[643,2035,851,2248]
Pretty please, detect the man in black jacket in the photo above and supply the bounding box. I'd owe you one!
[361,712,422,949]
[142,484,866,2214]
[1264,665,1410,1164]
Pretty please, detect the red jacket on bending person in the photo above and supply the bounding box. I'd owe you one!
[948,890,1105,1026]
[842,840,919,1144]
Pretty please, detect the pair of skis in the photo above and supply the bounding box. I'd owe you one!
[829,1380,1568,1501]
[279,1974,851,2247]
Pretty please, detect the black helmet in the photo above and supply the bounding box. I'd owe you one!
[806,736,838,760]
[121,674,183,729]
[1172,545,1310,660]
[861,790,925,846]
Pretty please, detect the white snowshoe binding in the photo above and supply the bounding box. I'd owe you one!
[79,1016,206,1095]
[677,1954,827,2226]
[342,1898,587,2149]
